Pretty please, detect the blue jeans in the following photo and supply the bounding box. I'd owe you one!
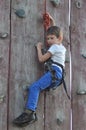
[25,65,62,111]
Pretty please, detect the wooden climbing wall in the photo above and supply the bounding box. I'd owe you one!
[71,0,86,130]
[0,0,86,130]
[0,0,10,130]
[9,0,44,130]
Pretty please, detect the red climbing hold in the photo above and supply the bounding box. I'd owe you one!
[43,13,51,30]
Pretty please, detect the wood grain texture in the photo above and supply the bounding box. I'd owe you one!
[71,0,86,130]
[8,0,44,130]
[0,0,10,130]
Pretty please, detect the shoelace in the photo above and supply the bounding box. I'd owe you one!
[17,113,28,120]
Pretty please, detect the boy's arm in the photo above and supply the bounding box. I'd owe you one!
[36,42,51,63]
[49,14,55,26]
[43,13,55,30]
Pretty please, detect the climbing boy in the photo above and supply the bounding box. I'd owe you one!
[13,14,66,127]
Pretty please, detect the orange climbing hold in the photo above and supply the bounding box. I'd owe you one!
[43,13,51,30]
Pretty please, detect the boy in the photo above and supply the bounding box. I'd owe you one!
[13,16,66,127]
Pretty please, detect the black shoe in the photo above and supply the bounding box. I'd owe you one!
[13,112,37,127]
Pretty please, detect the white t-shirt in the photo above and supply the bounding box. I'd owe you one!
[48,44,66,67]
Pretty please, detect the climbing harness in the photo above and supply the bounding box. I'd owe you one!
[44,58,70,100]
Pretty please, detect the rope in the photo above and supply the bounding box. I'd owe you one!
[43,1,48,130]
[43,0,51,47]
[7,1,12,129]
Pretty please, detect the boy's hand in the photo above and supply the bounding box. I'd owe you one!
[43,13,55,30]
[36,42,43,50]
[45,13,55,26]
[48,13,54,21]
[48,13,55,26]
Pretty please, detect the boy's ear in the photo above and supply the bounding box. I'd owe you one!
[58,36,62,42]
[58,36,61,41]
[59,31,63,41]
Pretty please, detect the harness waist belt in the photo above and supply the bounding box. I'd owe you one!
[51,61,64,70]
[52,64,62,72]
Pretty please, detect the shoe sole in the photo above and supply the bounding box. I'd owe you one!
[13,117,38,127]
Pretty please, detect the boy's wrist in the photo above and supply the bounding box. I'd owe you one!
[51,20,55,26]
[37,47,42,53]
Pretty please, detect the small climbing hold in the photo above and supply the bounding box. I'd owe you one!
[43,13,50,30]
[22,83,30,100]
[0,32,8,39]
[81,54,86,59]
[76,89,86,95]
[57,116,64,126]
[75,0,82,9]
[56,111,65,126]
[15,9,26,18]
[0,94,5,103]
[50,0,60,7]
[81,51,86,59]
[65,57,70,63]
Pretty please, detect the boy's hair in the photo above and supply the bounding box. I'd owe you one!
[46,26,61,38]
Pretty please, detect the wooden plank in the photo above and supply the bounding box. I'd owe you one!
[71,0,86,130]
[45,0,71,130]
[0,0,10,130]
[9,0,45,130]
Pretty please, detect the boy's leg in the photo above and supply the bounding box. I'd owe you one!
[13,67,62,126]
[13,72,52,126]
[26,71,52,111]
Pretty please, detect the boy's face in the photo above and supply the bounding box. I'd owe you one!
[46,31,63,46]
[46,34,59,46]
